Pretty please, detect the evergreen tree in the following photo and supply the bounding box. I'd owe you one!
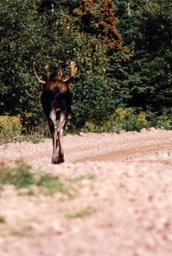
[0,0,171,132]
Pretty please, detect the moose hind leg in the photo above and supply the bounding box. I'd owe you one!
[49,110,59,164]
[57,112,67,164]
[52,125,59,164]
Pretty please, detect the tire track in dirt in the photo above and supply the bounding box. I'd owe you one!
[75,142,172,163]
[65,129,172,163]
[1,129,172,166]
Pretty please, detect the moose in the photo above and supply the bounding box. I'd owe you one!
[33,61,77,164]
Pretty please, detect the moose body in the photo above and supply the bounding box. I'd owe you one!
[34,61,77,164]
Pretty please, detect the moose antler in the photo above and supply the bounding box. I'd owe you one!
[69,60,78,77]
[33,65,46,84]
[64,61,77,83]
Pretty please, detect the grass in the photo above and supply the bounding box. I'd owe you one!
[0,132,45,145]
[68,174,94,183]
[0,162,95,197]
[37,175,71,195]
[0,161,71,195]
[10,225,34,237]
[0,215,6,224]
[23,132,45,144]
[66,207,95,219]
[0,161,34,189]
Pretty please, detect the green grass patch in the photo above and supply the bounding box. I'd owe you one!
[0,161,71,195]
[0,116,22,144]
[68,174,94,183]
[67,207,95,219]
[0,133,45,145]
[22,132,45,144]
[37,175,71,195]
[0,161,34,189]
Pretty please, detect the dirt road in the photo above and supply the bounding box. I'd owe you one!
[0,129,172,256]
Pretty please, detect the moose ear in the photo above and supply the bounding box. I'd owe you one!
[33,65,46,84]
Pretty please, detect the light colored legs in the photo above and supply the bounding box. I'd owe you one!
[49,110,67,164]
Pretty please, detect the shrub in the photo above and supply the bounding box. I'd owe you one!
[107,108,150,132]
[0,116,22,142]
[81,108,150,133]
[156,110,172,130]
[80,121,102,133]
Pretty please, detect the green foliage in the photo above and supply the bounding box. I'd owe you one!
[114,0,172,119]
[0,161,72,195]
[0,1,43,131]
[68,174,94,183]
[72,75,115,128]
[156,110,172,130]
[66,207,95,219]
[0,116,22,143]
[0,161,34,189]
[107,108,149,132]
[23,132,46,144]
[0,115,46,144]
[37,175,70,195]
[0,0,171,134]
[81,107,150,133]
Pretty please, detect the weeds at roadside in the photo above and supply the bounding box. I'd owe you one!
[0,215,6,224]
[0,133,45,145]
[0,161,34,189]
[66,207,95,219]
[0,161,72,196]
[68,174,94,183]
[37,175,72,196]
[8,225,35,238]
[0,161,95,197]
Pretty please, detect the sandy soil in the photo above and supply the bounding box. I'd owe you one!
[0,128,172,256]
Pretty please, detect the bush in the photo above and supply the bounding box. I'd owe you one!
[0,1,171,134]
[104,108,150,132]
[156,110,172,130]
[81,108,150,133]
[0,116,22,142]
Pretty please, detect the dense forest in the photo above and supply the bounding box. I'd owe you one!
[0,0,172,134]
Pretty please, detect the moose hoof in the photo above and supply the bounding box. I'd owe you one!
[52,155,64,164]
[58,154,64,164]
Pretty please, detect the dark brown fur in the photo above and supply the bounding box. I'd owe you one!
[33,61,77,164]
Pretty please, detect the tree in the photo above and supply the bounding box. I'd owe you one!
[0,0,79,131]
[1,0,171,133]
[114,0,172,115]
